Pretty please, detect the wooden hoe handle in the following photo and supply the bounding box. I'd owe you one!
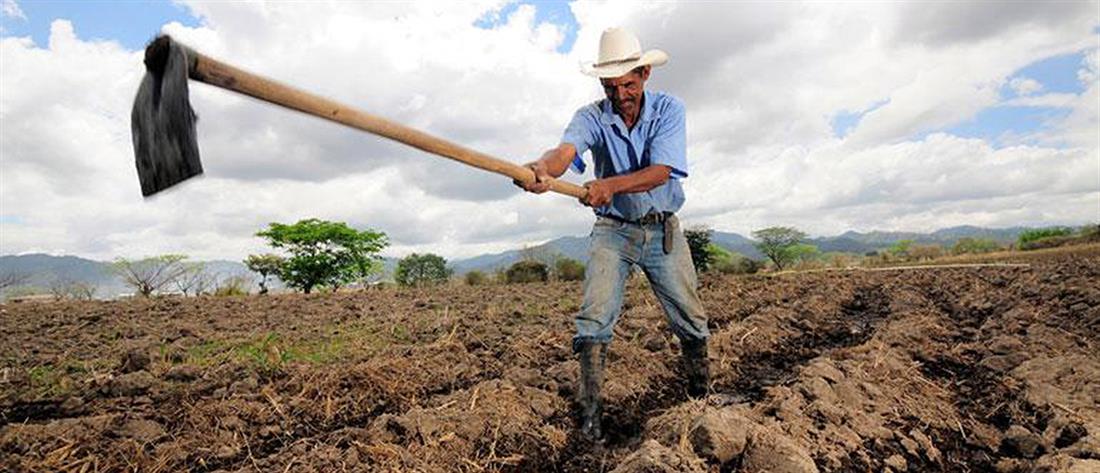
[181,44,587,200]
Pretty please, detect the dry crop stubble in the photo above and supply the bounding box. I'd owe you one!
[1,245,1098,472]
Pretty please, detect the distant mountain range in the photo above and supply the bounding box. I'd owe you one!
[447,224,1031,273]
[0,225,1035,299]
[0,255,252,299]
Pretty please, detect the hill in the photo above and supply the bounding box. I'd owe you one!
[0,254,249,299]
[0,226,1039,292]
[447,225,1032,274]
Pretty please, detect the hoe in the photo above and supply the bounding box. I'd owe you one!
[131,35,586,199]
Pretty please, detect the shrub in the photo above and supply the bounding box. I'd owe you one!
[952,238,1001,255]
[709,245,762,275]
[554,258,586,281]
[787,243,820,264]
[705,243,732,270]
[464,270,488,286]
[824,252,857,268]
[1018,227,1073,248]
[713,255,763,274]
[908,244,944,261]
[506,260,548,284]
[214,275,250,296]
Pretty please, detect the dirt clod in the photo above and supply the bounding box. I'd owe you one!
[689,407,750,464]
[611,439,706,473]
[121,418,165,443]
[742,424,819,473]
[1001,425,1046,459]
[104,370,154,397]
[1055,422,1087,449]
[119,348,150,373]
[164,364,200,381]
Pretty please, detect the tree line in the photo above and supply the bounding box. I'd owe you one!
[104,218,589,298]
[682,223,1099,275]
[8,221,1093,300]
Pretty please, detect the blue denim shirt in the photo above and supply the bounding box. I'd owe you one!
[561,90,687,221]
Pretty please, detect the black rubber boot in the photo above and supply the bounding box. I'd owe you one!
[576,340,607,441]
[682,337,710,398]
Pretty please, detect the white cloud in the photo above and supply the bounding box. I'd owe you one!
[1,1,1098,264]
[1009,77,1043,96]
[1,0,25,21]
[1002,93,1077,108]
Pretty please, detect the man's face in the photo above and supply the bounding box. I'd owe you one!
[601,66,650,119]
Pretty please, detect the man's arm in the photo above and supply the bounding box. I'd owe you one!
[581,165,671,207]
[515,143,577,194]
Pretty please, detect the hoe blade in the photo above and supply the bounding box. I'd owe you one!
[131,36,202,197]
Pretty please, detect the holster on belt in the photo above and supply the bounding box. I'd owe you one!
[663,213,675,255]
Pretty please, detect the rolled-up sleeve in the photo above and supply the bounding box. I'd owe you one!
[561,105,600,174]
[648,98,688,178]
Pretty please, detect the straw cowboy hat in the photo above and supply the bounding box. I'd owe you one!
[582,27,669,78]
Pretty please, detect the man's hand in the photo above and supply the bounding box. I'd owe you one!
[514,161,552,194]
[580,179,615,207]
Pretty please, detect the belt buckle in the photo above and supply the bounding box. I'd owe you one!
[639,212,663,225]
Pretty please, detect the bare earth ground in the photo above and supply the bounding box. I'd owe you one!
[2,245,1099,472]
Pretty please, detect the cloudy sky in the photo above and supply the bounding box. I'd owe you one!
[1,0,1097,262]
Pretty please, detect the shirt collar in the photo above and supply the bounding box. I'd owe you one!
[599,90,661,126]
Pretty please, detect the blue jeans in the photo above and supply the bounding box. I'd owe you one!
[573,215,710,350]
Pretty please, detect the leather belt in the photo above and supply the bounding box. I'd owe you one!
[599,212,676,254]
[600,211,671,226]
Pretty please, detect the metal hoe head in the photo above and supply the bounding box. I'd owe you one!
[131,36,202,197]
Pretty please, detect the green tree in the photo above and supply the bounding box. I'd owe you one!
[683,225,713,273]
[554,258,586,281]
[752,227,807,270]
[887,239,914,260]
[395,253,452,287]
[505,260,548,284]
[256,219,388,294]
[112,254,189,297]
[245,254,284,294]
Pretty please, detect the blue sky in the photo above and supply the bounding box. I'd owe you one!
[475,0,578,53]
[0,0,199,49]
[2,0,1086,147]
[830,50,1088,144]
[945,52,1089,146]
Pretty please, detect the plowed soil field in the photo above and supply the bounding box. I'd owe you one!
[3,245,1099,472]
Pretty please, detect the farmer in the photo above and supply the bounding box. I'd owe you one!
[516,27,709,441]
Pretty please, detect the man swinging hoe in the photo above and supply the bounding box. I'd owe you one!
[516,27,710,441]
[131,21,706,446]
